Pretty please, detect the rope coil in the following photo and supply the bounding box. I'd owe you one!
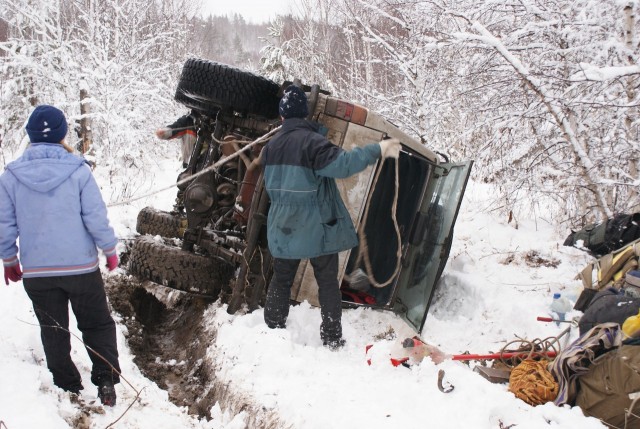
[509,359,558,406]
[354,156,402,288]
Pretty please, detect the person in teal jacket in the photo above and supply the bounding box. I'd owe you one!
[0,105,120,406]
[262,85,400,349]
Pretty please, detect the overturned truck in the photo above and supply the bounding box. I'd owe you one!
[129,58,472,334]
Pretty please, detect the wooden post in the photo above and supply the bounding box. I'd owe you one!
[79,89,92,153]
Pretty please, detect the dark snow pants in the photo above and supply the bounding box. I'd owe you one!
[264,253,342,342]
[23,269,120,392]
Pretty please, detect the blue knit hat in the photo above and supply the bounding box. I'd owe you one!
[25,105,68,143]
[279,85,309,119]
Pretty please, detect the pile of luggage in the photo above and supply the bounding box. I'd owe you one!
[520,217,640,428]
[387,215,640,427]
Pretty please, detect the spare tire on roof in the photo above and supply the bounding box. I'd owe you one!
[174,58,280,118]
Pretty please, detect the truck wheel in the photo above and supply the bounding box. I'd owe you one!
[174,58,280,118]
[136,207,186,239]
[128,236,234,297]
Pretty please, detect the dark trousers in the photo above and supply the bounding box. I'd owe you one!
[23,269,120,391]
[264,253,342,342]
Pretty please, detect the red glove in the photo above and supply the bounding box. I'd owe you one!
[4,264,23,285]
[106,254,119,271]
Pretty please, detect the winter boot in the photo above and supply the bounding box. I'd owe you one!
[322,338,346,350]
[98,380,116,407]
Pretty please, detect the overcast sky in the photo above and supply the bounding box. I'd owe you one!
[200,0,297,23]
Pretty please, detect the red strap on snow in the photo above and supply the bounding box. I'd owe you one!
[390,357,410,367]
[366,343,411,367]
[365,344,373,365]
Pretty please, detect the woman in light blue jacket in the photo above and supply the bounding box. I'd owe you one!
[0,105,120,406]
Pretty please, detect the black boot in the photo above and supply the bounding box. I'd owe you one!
[98,380,116,406]
[323,338,346,350]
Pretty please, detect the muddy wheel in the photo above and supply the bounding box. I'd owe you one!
[174,58,280,118]
[128,235,234,297]
[136,207,187,239]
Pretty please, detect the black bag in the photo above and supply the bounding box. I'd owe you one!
[564,213,640,257]
[577,288,640,335]
[573,287,598,312]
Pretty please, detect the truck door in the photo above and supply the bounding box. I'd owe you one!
[392,161,473,333]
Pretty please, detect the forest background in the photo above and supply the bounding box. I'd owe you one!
[1,0,639,228]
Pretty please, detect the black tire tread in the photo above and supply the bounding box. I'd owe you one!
[128,235,234,297]
[175,58,280,118]
[136,207,186,239]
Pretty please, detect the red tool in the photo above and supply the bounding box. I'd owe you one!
[450,350,557,361]
[536,316,573,323]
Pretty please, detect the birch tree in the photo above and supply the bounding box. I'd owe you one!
[270,0,640,224]
[0,0,75,154]
[0,0,193,158]
[261,0,343,92]
[0,0,197,199]
[441,0,640,223]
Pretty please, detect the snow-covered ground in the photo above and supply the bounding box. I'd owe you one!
[0,154,607,428]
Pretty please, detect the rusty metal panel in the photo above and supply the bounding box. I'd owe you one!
[317,114,348,147]
[350,105,367,126]
[322,97,367,125]
[364,112,438,162]
[324,97,338,117]
[336,124,382,225]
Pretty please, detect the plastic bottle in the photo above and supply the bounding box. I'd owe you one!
[550,293,572,326]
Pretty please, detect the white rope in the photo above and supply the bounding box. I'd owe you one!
[107,126,281,208]
[354,156,402,288]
